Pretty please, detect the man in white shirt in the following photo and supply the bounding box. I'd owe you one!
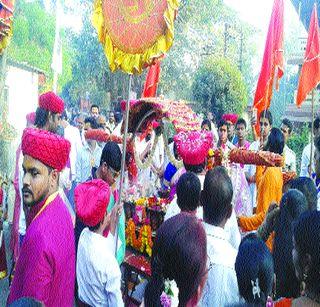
[280,118,296,173]
[165,172,201,220]
[300,117,320,177]
[75,179,123,307]
[200,166,240,307]
[76,118,102,183]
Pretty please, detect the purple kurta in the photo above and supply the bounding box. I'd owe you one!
[8,194,75,307]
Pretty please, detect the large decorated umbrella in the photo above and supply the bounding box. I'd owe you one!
[92,0,179,74]
[92,0,180,255]
[0,0,14,54]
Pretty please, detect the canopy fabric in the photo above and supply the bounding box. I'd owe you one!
[92,0,179,74]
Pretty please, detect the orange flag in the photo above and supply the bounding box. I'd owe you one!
[142,60,161,98]
[253,0,284,134]
[296,4,320,107]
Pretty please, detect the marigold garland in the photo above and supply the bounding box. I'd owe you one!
[125,218,153,256]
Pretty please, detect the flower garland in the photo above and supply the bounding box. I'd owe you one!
[163,132,183,169]
[125,218,153,256]
[133,134,159,170]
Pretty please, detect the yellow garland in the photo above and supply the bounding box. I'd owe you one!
[163,131,183,169]
[92,0,180,74]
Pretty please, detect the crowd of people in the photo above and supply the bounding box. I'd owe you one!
[2,90,320,307]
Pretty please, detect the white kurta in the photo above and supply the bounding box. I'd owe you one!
[300,143,314,177]
[201,223,240,307]
[77,228,124,307]
[164,174,241,250]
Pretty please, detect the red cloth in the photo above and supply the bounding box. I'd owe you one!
[0,187,3,205]
[296,4,320,107]
[26,112,36,125]
[174,131,213,165]
[222,113,238,124]
[142,60,161,98]
[74,179,111,227]
[253,0,284,134]
[39,91,64,114]
[21,128,71,172]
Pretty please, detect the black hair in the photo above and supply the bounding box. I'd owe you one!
[235,233,274,305]
[273,189,308,299]
[144,213,207,307]
[293,210,320,296]
[183,162,205,174]
[217,119,228,129]
[176,172,201,212]
[201,166,233,226]
[285,177,317,211]
[90,104,99,111]
[259,110,273,126]
[84,117,99,129]
[281,118,293,134]
[100,141,122,172]
[35,107,49,129]
[201,119,212,131]
[265,127,284,154]
[88,223,101,232]
[236,118,247,129]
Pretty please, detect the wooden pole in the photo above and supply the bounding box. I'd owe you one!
[114,73,132,256]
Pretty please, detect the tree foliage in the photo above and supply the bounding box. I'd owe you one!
[192,57,248,117]
[7,0,73,91]
[160,0,257,101]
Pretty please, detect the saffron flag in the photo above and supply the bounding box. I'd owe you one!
[296,4,320,107]
[142,60,161,98]
[253,0,284,134]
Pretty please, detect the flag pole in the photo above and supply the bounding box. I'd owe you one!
[114,73,132,257]
[310,89,315,176]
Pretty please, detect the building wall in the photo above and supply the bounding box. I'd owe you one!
[5,65,39,142]
[4,65,39,222]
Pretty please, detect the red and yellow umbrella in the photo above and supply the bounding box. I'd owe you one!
[92,0,179,74]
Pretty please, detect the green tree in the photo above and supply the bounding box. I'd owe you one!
[192,57,248,117]
[7,0,73,91]
[287,123,310,175]
[159,0,257,101]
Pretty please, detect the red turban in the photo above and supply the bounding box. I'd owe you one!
[222,113,238,124]
[174,131,213,165]
[74,179,111,227]
[26,112,36,125]
[39,91,64,114]
[21,128,71,172]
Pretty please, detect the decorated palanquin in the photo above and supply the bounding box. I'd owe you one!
[0,0,14,53]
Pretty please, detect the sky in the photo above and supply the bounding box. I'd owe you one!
[223,0,306,74]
